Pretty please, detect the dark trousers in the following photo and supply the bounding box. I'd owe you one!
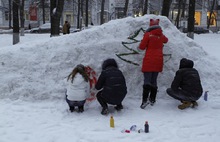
[166,88,194,102]
[96,91,122,109]
[66,95,86,107]
[143,72,159,87]
[96,91,108,109]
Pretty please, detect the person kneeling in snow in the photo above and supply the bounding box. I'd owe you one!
[166,58,203,110]
[95,58,127,115]
[66,64,90,113]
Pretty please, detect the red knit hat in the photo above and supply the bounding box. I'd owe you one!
[149,19,160,26]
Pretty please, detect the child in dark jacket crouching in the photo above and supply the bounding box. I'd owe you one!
[166,58,203,110]
[95,58,127,115]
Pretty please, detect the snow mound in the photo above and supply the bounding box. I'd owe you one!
[0,14,219,101]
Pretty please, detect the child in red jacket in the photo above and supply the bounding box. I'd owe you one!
[138,19,168,109]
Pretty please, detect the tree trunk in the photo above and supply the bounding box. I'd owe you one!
[181,0,186,18]
[41,0,45,24]
[100,0,105,24]
[143,0,148,15]
[207,0,216,29]
[77,0,80,29]
[123,0,129,17]
[175,0,182,28]
[161,0,172,17]
[85,0,88,27]
[9,0,12,29]
[187,0,195,39]
[20,0,25,36]
[139,0,144,15]
[13,0,20,45]
[50,0,64,37]
[80,0,84,29]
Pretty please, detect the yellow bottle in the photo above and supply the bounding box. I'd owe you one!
[110,116,115,128]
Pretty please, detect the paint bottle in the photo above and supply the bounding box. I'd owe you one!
[204,91,208,101]
[144,121,149,133]
[110,116,114,128]
[130,125,137,131]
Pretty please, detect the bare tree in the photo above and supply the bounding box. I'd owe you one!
[41,0,45,24]
[77,0,80,29]
[207,0,216,29]
[20,0,25,36]
[143,0,148,15]
[85,0,89,27]
[181,0,187,18]
[50,0,64,37]
[187,0,195,39]
[123,0,129,17]
[13,0,20,44]
[80,0,84,29]
[161,0,172,17]
[175,0,182,28]
[9,0,12,29]
[100,0,105,24]
[139,0,144,14]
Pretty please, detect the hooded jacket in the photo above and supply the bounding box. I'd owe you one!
[171,58,203,100]
[95,59,127,105]
[139,25,168,72]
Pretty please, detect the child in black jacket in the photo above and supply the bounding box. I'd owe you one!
[95,58,127,115]
[166,58,203,109]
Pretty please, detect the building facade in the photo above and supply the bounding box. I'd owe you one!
[0,0,220,31]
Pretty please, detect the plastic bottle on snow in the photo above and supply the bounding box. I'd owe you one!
[130,125,137,131]
[110,116,115,128]
[144,121,149,133]
[204,91,208,101]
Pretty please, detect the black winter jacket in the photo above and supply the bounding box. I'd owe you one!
[171,58,203,100]
[95,59,127,105]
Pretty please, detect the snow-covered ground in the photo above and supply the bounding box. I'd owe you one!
[0,15,220,142]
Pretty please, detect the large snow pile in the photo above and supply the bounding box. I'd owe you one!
[0,14,220,101]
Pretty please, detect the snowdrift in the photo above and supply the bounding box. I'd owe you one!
[0,14,220,101]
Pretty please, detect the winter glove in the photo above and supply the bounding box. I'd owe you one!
[136,46,142,52]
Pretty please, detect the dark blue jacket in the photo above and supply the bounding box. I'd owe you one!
[95,59,127,105]
[171,58,203,100]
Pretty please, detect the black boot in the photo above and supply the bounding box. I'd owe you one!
[78,106,84,113]
[149,86,158,106]
[140,85,151,109]
[114,104,123,111]
[69,106,75,112]
[101,107,109,115]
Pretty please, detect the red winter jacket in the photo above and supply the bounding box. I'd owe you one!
[139,26,168,72]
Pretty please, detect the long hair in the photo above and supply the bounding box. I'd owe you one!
[67,64,89,83]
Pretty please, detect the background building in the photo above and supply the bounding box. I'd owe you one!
[0,0,220,31]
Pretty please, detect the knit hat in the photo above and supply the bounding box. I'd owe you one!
[102,58,118,70]
[179,58,194,69]
[149,19,160,26]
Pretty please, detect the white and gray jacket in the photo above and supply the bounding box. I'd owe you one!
[66,73,90,101]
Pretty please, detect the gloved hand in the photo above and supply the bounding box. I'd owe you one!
[136,46,142,52]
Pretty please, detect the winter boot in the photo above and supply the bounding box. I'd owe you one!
[140,85,151,109]
[191,101,198,108]
[178,101,192,110]
[149,86,158,106]
[101,107,109,115]
[78,106,84,113]
[114,104,123,111]
[69,106,75,112]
